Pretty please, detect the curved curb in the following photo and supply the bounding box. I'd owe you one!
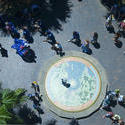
[38,51,108,118]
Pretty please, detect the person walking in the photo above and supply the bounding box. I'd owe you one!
[44,30,56,45]
[68,31,81,46]
[113,31,121,43]
[118,95,125,105]
[51,42,65,56]
[81,40,90,54]
[28,93,40,106]
[23,26,33,43]
[34,19,46,36]
[31,81,40,93]
[119,20,125,31]
[103,112,121,124]
[91,32,98,44]
[5,22,20,38]
[105,15,115,33]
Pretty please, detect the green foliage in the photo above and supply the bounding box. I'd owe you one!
[0,87,27,124]
[0,105,12,125]
[0,88,27,109]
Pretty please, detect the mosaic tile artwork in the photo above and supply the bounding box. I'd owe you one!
[45,57,101,111]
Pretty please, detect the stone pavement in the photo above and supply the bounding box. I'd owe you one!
[0,0,125,125]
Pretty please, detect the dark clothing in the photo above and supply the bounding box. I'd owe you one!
[0,16,5,28]
[73,32,80,40]
[23,29,31,41]
[23,29,30,38]
[46,31,56,45]
[0,47,8,57]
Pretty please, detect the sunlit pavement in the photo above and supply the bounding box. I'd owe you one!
[0,0,125,125]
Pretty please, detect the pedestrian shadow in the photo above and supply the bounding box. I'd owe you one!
[92,42,100,49]
[110,100,117,108]
[118,102,125,108]
[82,48,92,55]
[22,49,37,63]
[0,46,8,57]
[36,106,44,115]
[102,106,112,112]
[45,119,57,125]
[69,118,79,125]
[114,40,123,48]
[27,36,34,44]
[18,104,42,124]
[60,52,65,57]
[87,48,92,55]
[118,31,125,38]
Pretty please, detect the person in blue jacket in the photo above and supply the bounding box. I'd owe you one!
[68,31,81,46]
[44,30,56,45]
[23,26,33,43]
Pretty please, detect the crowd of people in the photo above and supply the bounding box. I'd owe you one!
[0,15,67,58]
[28,81,44,115]
[101,89,125,124]
[0,1,125,125]
[0,13,101,60]
[105,3,125,48]
[102,3,125,123]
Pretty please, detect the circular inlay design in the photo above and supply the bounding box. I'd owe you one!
[45,57,101,112]
[39,51,108,118]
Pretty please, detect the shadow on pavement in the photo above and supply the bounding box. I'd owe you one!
[114,40,123,48]
[22,49,37,63]
[92,42,100,49]
[0,0,72,32]
[87,48,92,55]
[18,104,42,124]
[69,118,79,125]
[118,102,125,108]
[45,119,57,125]
[0,47,8,57]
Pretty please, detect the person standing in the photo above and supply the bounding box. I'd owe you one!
[113,31,121,43]
[105,15,115,33]
[23,26,33,43]
[68,31,81,46]
[44,30,56,45]
[81,40,90,53]
[31,81,40,93]
[91,32,98,44]
[103,112,121,124]
[51,42,64,56]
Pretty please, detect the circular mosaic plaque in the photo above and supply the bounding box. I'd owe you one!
[45,57,101,111]
[39,51,108,118]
